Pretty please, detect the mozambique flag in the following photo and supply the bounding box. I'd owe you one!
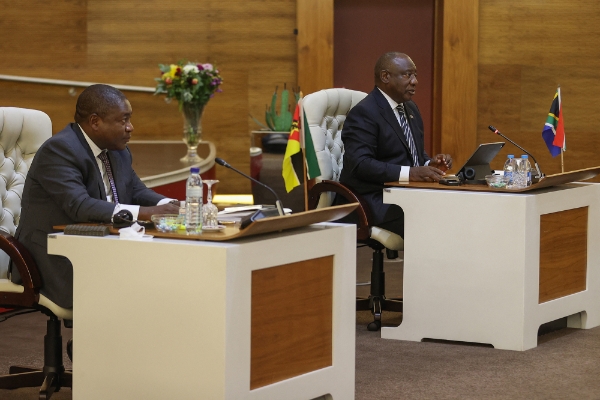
[282,103,322,193]
[282,104,302,192]
[303,110,322,180]
[541,87,565,157]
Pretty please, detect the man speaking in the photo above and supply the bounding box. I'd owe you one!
[11,84,179,309]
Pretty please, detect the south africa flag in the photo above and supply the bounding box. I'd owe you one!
[541,87,565,157]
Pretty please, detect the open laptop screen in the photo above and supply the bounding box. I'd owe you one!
[456,142,505,182]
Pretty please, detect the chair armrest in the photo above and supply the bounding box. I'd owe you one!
[0,231,41,307]
[307,180,373,241]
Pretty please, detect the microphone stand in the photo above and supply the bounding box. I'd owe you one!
[215,158,285,216]
[489,125,544,180]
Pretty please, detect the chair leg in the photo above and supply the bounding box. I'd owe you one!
[357,248,403,331]
[0,315,72,400]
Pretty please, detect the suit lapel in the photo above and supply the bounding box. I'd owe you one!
[372,89,411,152]
[71,124,107,200]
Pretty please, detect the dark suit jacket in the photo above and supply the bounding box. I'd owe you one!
[338,87,430,232]
[12,123,165,308]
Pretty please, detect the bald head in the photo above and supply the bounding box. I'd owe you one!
[74,84,128,124]
[374,52,411,84]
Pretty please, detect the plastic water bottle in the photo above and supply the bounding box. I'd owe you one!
[520,155,532,187]
[513,157,524,188]
[503,154,516,188]
[178,200,186,231]
[185,167,203,233]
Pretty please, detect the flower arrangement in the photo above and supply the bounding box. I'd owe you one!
[154,61,223,109]
[154,60,223,162]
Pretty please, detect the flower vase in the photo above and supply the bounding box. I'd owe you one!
[181,103,205,163]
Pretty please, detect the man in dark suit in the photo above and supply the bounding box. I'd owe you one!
[11,84,179,308]
[339,52,453,237]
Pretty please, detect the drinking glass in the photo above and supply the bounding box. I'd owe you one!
[202,180,219,228]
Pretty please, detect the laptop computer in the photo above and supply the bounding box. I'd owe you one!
[455,142,505,183]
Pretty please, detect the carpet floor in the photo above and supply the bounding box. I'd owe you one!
[1,247,599,399]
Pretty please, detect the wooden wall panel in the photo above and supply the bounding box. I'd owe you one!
[478,0,600,180]
[297,0,334,95]
[433,0,479,169]
[0,0,297,194]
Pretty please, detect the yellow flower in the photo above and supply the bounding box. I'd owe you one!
[162,64,179,80]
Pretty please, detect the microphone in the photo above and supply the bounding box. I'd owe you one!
[488,125,544,180]
[214,157,285,216]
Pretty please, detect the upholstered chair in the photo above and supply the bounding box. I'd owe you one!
[0,107,73,399]
[304,89,404,331]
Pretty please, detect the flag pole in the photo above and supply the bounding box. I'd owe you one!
[560,149,564,173]
[558,84,564,173]
[299,94,309,211]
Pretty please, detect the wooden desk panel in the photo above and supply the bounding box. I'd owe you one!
[539,207,588,303]
[251,256,333,389]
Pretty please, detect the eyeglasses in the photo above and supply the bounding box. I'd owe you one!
[400,72,418,80]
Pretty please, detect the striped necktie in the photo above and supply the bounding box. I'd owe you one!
[397,104,420,167]
[98,151,119,204]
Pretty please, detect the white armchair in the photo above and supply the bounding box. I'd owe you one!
[0,107,73,399]
[303,89,404,331]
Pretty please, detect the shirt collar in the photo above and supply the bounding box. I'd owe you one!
[78,124,104,158]
[377,87,400,111]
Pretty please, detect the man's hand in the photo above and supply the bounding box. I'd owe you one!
[428,154,453,172]
[138,203,180,221]
[409,166,446,182]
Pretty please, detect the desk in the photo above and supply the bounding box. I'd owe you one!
[381,183,600,351]
[48,223,356,399]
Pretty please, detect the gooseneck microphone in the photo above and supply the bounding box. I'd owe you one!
[214,157,285,216]
[488,125,544,180]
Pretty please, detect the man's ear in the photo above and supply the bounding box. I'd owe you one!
[380,70,390,84]
[88,113,101,130]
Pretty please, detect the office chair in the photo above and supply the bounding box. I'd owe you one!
[303,89,404,331]
[0,107,73,400]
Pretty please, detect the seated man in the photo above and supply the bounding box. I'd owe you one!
[11,84,179,309]
[338,51,453,237]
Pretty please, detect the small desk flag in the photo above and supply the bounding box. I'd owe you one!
[282,104,302,192]
[541,87,565,157]
[282,102,322,193]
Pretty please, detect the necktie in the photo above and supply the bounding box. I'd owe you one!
[98,151,119,204]
[397,104,420,167]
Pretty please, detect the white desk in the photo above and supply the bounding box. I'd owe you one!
[48,223,356,399]
[382,183,600,351]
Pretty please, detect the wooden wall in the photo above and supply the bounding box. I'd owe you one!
[0,0,298,194]
[297,0,333,95]
[433,0,479,166]
[3,1,600,193]
[478,0,600,179]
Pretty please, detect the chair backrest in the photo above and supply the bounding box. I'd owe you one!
[0,108,52,278]
[301,88,367,208]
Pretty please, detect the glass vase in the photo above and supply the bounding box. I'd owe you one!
[181,103,205,163]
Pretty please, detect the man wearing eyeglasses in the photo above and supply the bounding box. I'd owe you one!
[338,51,453,237]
